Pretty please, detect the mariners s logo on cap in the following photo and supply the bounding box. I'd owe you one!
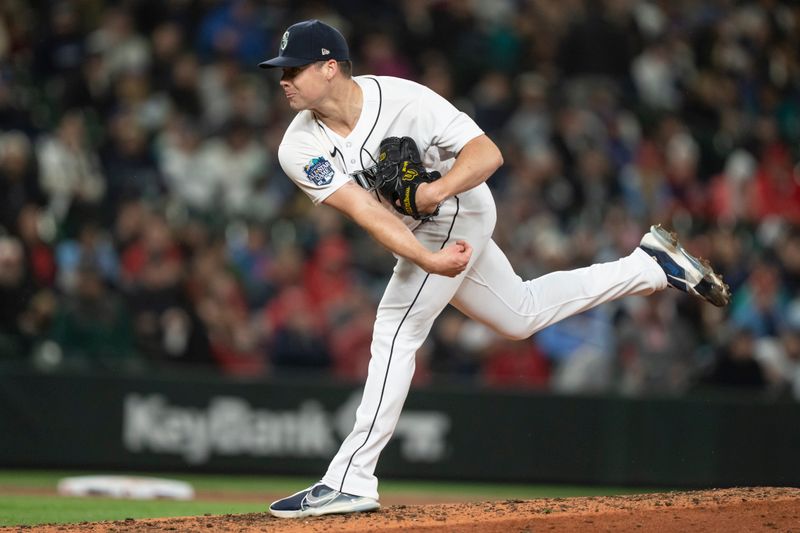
[258,19,350,69]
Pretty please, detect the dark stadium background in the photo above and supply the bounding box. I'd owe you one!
[1,0,799,488]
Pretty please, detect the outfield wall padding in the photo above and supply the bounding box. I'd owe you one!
[0,370,796,487]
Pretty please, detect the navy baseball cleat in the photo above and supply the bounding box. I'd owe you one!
[269,483,380,518]
[639,224,731,307]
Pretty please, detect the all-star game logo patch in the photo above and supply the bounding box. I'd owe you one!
[304,156,335,186]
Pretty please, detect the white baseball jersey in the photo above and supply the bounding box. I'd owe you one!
[278,75,485,225]
[277,75,667,500]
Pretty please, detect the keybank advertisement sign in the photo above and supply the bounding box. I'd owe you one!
[123,392,450,465]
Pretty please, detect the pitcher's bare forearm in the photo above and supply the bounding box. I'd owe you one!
[415,135,503,211]
[324,182,471,277]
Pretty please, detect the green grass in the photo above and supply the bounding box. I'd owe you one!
[379,479,655,499]
[0,495,265,526]
[0,470,661,526]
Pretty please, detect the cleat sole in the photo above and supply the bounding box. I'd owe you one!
[647,225,732,307]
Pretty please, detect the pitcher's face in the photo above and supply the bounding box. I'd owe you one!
[279,61,331,111]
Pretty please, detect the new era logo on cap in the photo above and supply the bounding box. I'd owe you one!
[258,19,349,69]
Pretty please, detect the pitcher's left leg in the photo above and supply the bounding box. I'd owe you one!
[321,196,494,499]
[320,268,449,499]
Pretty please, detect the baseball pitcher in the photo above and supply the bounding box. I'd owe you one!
[260,19,730,519]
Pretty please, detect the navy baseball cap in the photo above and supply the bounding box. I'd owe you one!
[258,19,349,69]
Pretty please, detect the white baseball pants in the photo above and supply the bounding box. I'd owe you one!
[321,184,667,499]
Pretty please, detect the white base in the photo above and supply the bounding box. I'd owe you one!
[57,475,194,500]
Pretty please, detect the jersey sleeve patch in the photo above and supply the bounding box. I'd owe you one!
[304,156,335,186]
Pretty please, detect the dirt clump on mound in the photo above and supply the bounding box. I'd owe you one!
[8,486,800,532]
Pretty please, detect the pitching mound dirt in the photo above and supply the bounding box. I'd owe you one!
[7,487,800,532]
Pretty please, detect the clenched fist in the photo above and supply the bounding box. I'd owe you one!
[422,240,473,277]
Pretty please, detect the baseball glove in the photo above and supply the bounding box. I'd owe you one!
[352,136,441,220]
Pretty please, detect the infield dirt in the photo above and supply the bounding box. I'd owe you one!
[4,486,799,532]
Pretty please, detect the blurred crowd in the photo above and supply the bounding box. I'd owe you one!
[0,0,799,398]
